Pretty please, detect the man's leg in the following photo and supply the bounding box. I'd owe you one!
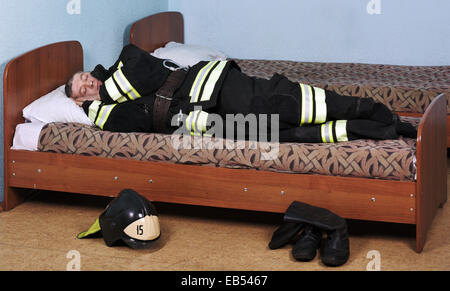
[250,78,397,127]
[324,90,395,125]
[293,84,417,139]
[279,119,400,143]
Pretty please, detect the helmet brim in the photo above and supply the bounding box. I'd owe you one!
[121,233,161,249]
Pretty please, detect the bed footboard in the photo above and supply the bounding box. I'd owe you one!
[415,93,447,252]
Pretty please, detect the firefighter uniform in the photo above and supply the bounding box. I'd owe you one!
[82,44,416,142]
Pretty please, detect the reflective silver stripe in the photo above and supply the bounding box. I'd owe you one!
[335,120,348,142]
[186,110,209,135]
[189,61,217,103]
[113,68,141,101]
[96,104,117,129]
[186,111,195,132]
[192,110,201,134]
[200,61,228,102]
[300,83,328,125]
[300,83,313,125]
[104,77,123,101]
[321,121,334,143]
[196,111,209,132]
[313,87,327,124]
[88,101,101,124]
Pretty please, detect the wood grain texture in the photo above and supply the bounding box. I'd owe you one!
[7,150,416,224]
[398,112,450,147]
[415,93,447,252]
[129,11,184,53]
[2,41,83,210]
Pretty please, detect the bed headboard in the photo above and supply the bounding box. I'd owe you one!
[3,41,83,148]
[129,11,184,53]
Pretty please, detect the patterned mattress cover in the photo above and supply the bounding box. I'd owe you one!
[38,116,419,182]
[234,59,450,114]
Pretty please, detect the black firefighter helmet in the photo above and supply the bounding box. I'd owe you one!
[77,189,160,249]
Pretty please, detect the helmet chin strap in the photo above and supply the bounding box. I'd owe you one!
[163,59,188,71]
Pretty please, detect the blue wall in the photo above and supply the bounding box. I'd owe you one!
[170,0,450,65]
[0,0,168,203]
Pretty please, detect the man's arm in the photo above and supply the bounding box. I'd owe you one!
[98,45,147,104]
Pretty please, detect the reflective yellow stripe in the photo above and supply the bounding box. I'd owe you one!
[300,83,313,125]
[335,120,348,142]
[186,110,209,135]
[190,111,199,134]
[96,104,117,129]
[113,67,141,101]
[321,121,334,143]
[88,101,101,123]
[117,61,123,69]
[300,84,305,124]
[116,96,128,103]
[186,111,194,132]
[104,77,123,101]
[300,83,328,125]
[314,87,327,124]
[189,61,217,103]
[200,61,228,102]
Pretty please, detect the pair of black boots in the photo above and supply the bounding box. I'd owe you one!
[269,201,350,267]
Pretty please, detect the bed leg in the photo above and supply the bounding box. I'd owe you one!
[3,187,32,211]
[415,225,425,253]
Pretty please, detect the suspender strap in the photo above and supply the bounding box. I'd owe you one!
[152,69,187,133]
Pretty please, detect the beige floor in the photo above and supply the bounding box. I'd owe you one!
[1,162,449,271]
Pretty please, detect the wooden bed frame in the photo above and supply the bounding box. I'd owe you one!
[2,12,446,253]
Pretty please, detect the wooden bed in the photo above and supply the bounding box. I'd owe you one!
[2,12,447,253]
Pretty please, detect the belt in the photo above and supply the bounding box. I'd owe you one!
[152,68,187,133]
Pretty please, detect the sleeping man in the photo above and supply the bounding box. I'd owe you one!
[65,44,416,143]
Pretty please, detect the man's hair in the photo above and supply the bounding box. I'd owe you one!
[65,71,82,98]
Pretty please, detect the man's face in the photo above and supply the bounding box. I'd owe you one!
[71,72,102,99]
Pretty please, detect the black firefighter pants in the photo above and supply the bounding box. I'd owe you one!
[218,70,406,143]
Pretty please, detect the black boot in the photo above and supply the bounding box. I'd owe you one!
[393,114,417,138]
[268,221,303,249]
[283,201,350,267]
[292,225,322,261]
[321,225,350,267]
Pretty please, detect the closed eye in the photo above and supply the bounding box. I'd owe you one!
[78,73,87,97]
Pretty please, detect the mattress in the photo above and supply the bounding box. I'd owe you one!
[235,59,450,114]
[37,116,419,182]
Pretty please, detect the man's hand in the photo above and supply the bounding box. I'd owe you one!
[73,94,100,106]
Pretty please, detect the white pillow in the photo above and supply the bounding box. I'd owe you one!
[22,85,93,125]
[151,41,227,68]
